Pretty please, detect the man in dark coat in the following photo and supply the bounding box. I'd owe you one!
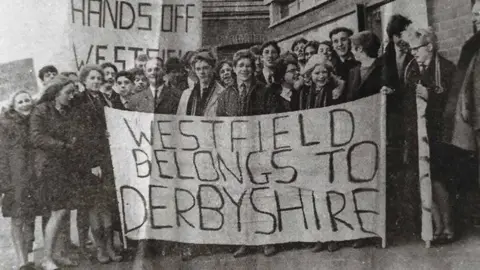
[409,28,457,243]
[217,50,267,116]
[383,14,423,238]
[347,31,385,101]
[129,57,181,114]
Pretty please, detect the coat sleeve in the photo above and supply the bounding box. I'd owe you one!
[29,105,66,152]
[0,124,12,193]
[216,90,227,116]
[177,89,191,115]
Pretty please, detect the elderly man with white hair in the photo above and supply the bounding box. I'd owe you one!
[408,27,457,244]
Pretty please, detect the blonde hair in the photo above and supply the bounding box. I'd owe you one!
[411,27,437,50]
[7,90,32,113]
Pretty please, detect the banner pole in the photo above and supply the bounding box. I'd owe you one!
[380,92,387,248]
[415,87,433,248]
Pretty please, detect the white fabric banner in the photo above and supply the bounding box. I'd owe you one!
[68,0,202,71]
[105,94,386,245]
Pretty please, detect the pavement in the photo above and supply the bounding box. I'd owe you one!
[1,213,480,269]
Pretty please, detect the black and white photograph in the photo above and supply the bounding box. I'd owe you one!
[0,0,480,269]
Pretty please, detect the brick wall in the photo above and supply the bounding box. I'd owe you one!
[427,0,474,63]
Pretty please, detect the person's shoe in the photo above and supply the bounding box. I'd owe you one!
[327,242,340,252]
[181,247,193,261]
[311,242,325,252]
[107,247,123,262]
[233,246,248,258]
[353,239,366,249]
[19,262,36,270]
[97,248,111,264]
[263,245,277,257]
[40,259,60,270]
[52,254,79,267]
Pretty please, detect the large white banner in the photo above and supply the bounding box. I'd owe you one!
[105,94,386,245]
[68,0,202,71]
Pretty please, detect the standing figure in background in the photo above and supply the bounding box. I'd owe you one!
[304,40,320,62]
[329,27,358,102]
[165,57,188,91]
[129,67,148,93]
[129,57,181,114]
[318,41,334,62]
[347,31,385,101]
[0,91,38,270]
[38,65,58,87]
[216,60,235,88]
[134,54,149,70]
[99,63,121,107]
[115,71,135,110]
[181,51,199,89]
[291,38,308,70]
[257,41,281,85]
[329,27,358,80]
[265,55,301,113]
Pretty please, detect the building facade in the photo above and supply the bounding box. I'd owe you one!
[203,0,270,60]
[264,0,474,63]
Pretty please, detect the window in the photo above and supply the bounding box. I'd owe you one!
[272,0,331,23]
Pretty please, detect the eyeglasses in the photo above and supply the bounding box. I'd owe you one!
[410,43,429,52]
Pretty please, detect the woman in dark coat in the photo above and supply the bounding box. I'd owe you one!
[30,76,79,269]
[76,64,123,263]
[0,90,38,269]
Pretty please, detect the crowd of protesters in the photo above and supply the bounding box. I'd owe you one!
[1,11,480,269]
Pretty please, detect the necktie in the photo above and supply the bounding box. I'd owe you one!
[155,89,159,101]
[420,63,426,73]
[239,83,248,102]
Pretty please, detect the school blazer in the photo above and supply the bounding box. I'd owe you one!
[128,84,181,114]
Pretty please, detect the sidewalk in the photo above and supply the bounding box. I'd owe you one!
[1,214,480,269]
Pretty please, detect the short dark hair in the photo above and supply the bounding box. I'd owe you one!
[291,38,308,51]
[38,65,58,81]
[136,54,149,62]
[232,49,257,73]
[249,45,262,56]
[181,51,196,68]
[165,57,183,74]
[100,62,118,73]
[191,51,216,68]
[260,40,281,55]
[386,14,412,39]
[304,40,320,52]
[319,40,333,48]
[116,70,134,82]
[129,67,145,77]
[350,31,381,58]
[274,54,298,82]
[329,27,354,40]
